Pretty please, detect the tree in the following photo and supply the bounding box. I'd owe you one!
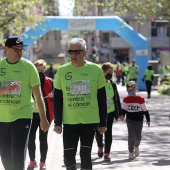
[43,0,59,16]
[74,0,170,57]
[0,0,44,44]
[0,0,59,44]
[74,0,170,22]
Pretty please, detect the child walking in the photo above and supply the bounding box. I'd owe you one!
[119,81,150,160]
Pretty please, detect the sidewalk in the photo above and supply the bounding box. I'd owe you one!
[0,84,170,170]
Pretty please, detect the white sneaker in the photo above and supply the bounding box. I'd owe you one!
[134,147,139,157]
[129,152,135,160]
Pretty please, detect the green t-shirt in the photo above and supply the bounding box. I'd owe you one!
[0,58,40,122]
[122,66,128,73]
[163,67,169,75]
[144,69,154,81]
[54,61,106,124]
[105,81,115,114]
[128,65,139,79]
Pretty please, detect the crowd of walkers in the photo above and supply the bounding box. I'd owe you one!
[0,36,152,170]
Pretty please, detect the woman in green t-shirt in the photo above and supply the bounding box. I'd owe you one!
[96,62,122,161]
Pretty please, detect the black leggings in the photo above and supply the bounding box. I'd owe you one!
[95,112,114,154]
[0,119,31,170]
[28,113,49,163]
[145,80,152,97]
[63,124,97,170]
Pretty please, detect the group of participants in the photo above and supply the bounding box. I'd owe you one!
[0,36,150,170]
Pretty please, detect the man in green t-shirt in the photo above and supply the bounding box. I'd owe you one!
[121,62,128,86]
[53,38,107,170]
[128,59,139,83]
[0,36,50,170]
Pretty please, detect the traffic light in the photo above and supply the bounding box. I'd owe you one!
[151,18,156,28]
[91,37,95,46]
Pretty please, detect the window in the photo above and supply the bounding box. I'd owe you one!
[151,21,169,37]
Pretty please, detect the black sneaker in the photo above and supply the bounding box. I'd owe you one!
[98,147,103,158]
[104,155,111,161]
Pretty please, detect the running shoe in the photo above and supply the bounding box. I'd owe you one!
[40,162,46,170]
[98,147,103,158]
[27,160,38,169]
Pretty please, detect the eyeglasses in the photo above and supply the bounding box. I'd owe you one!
[8,46,25,53]
[68,50,84,55]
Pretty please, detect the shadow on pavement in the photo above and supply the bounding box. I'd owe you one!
[152,159,170,166]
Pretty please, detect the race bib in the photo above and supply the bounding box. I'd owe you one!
[70,80,90,95]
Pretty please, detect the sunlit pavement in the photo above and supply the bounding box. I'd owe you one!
[0,84,170,170]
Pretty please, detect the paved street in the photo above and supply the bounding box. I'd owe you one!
[0,84,170,170]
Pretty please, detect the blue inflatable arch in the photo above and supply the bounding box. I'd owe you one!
[21,16,148,90]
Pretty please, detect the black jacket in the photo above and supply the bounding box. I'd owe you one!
[110,80,122,120]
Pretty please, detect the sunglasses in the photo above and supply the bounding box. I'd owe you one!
[8,46,25,53]
[68,50,84,55]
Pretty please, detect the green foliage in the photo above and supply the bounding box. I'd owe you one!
[0,0,44,44]
[159,75,170,96]
[0,0,59,45]
[161,81,170,85]
[161,76,170,85]
[74,0,170,21]
[158,86,170,96]
[43,0,59,16]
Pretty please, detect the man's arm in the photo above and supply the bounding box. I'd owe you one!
[53,88,63,134]
[144,110,150,127]
[0,82,19,95]
[32,85,50,132]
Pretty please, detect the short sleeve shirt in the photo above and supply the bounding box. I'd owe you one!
[145,69,154,81]
[54,61,106,124]
[0,58,40,122]
[128,65,139,79]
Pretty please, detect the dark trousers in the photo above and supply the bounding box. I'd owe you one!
[95,112,114,154]
[116,76,121,84]
[145,80,152,97]
[0,119,31,170]
[63,124,97,170]
[126,119,143,153]
[122,72,127,85]
[28,113,49,163]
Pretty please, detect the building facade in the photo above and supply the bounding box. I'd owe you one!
[74,0,170,64]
